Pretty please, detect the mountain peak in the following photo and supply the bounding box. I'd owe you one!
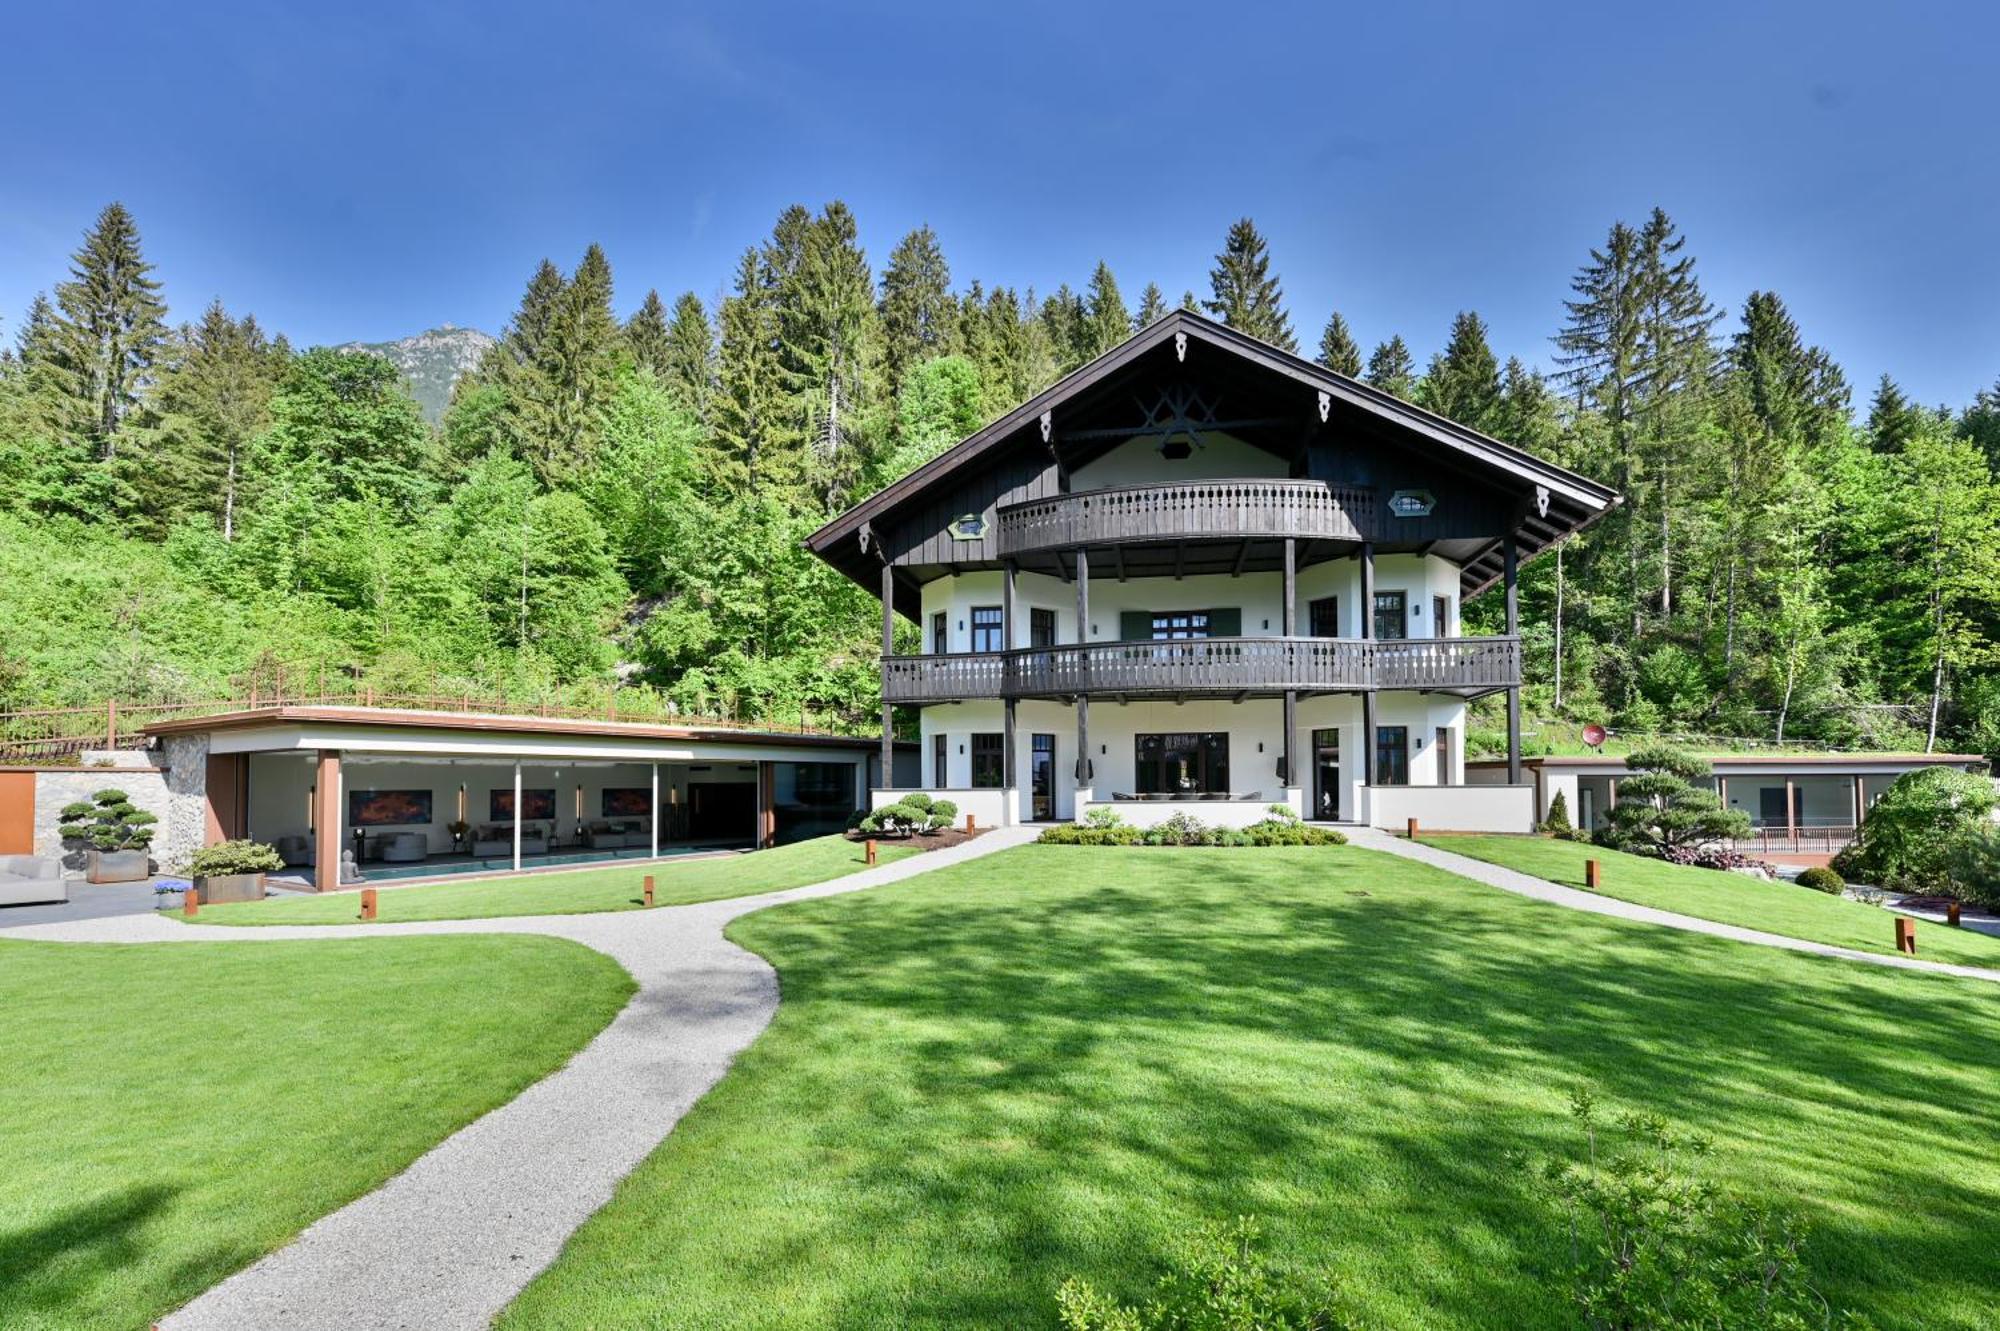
[337,325,497,422]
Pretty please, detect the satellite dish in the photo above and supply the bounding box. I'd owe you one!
[1582,723,1607,750]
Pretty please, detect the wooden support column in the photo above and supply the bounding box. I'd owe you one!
[1282,537,1297,787]
[1852,773,1865,830]
[313,749,341,893]
[511,760,523,872]
[757,761,777,848]
[880,560,896,791]
[1004,697,1018,795]
[1785,775,1797,845]
[1360,542,1376,789]
[1716,775,1729,819]
[1003,558,1017,649]
[1504,536,1522,785]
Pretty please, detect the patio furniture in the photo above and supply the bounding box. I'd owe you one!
[0,855,68,907]
[581,821,651,850]
[473,825,548,857]
[274,835,314,866]
[379,832,427,863]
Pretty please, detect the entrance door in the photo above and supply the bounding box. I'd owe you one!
[1311,728,1341,821]
[1030,734,1056,820]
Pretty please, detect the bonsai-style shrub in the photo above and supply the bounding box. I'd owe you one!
[1597,746,1749,859]
[861,794,959,837]
[57,788,158,852]
[1833,767,1997,892]
[185,840,286,878]
[1056,1216,1360,1331]
[1795,866,1845,895]
[1540,789,1574,836]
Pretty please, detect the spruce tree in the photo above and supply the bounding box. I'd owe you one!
[1496,358,1562,455]
[878,224,955,393]
[1203,218,1296,351]
[1134,282,1167,331]
[663,292,716,422]
[1364,336,1416,400]
[625,288,672,378]
[1728,291,1848,451]
[1039,284,1089,372]
[770,202,881,501]
[1083,261,1130,358]
[140,300,286,536]
[1315,311,1362,377]
[1419,311,1503,432]
[1179,289,1200,313]
[50,202,167,460]
[516,244,621,484]
[1960,376,2000,470]
[715,248,786,495]
[1632,208,1720,621]
[1866,374,1922,453]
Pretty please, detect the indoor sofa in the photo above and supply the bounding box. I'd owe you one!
[473,825,547,858]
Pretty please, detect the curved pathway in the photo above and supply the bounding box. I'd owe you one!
[0,826,1040,1330]
[1347,828,2000,984]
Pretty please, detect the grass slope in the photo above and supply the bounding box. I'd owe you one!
[197,834,913,926]
[1422,834,2000,969]
[0,934,632,1331]
[501,845,1999,1331]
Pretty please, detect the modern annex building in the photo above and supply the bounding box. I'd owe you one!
[809,310,1621,832]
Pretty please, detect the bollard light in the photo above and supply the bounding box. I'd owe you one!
[1895,917,1917,956]
[184,887,199,919]
[864,839,878,866]
[644,874,656,907]
[1585,859,1602,890]
[1406,817,1419,840]
[360,888,378,922]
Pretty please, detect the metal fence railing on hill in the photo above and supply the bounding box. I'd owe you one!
[0,673,867,764]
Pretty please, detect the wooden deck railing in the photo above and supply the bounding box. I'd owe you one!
[996,479,1374,556]
[882,635,1519,704]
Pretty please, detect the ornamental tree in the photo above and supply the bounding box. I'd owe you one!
[1597,746,1749,857]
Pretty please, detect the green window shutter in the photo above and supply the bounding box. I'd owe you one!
[1119,611,1153,641]
[1209,608,1242,636]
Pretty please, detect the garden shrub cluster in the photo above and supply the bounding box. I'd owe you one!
[1660,844,1776,874]
[1038,805,1346,848]
[56,788,157,852]
[1833,767,1999,904]
[184,839,287,878]
[856,791,959,837]
[1795,865,1845,894]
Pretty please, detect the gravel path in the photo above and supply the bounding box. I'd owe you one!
[1,826,1040,1331]
[1346,828,2000,984]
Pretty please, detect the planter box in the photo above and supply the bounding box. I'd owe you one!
[87,849,151,884]
[193,872,267,904]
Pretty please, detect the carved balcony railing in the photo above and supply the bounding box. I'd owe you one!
[995,480,1374,557]
[881,636,1519,704]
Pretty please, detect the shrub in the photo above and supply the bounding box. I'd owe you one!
[1243,817,1346,847]
[185,840,286,877]
[1525,1087,1864,1331]
[1942,823,2000,908]
[1795,866,1845,895]
[1037,809,1343,849]
[1037,823,1140,846]
[57,787,158,852]
[1083,805,1127,829]
[1055,1216,1360,1331]
[1834,767,1997,891]
[1541,789,1574,836]
[1144,812,1214,846]
[1598,746,1750,858]
[1661,844,1775,874]
[927,798,959,827]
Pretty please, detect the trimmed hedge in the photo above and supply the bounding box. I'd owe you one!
[1038,805,1346,848]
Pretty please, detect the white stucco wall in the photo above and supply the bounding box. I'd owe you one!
[1069,432,1286,489]
[1367,782,1536,833]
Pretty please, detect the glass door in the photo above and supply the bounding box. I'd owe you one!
[1031,734,1056,820]
[1312,728,1341,820]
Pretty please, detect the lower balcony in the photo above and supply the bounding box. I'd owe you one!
[881,636,1519,704]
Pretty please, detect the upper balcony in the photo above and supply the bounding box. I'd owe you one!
[881,635,1519,705]
[995,479,1375,560]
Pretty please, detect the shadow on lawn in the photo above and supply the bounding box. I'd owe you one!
[718,848,2000,1329]
[0,1183,179,1319]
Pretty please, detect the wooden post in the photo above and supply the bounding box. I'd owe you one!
[864,839,877,866]
[1784,776,1797,848]
[881,560,897,792]
[643,874,655,907]
[1947,900,1962,928]
[965,812,976,832]
[1895,917,1917,956]
[359,888,377,921]
[1406,817,1419,840]
[1503,536,1521,786]
[183,887,199,918]
[314,750,342,893]
[106,698,118,750]
[1585,858,1602,889]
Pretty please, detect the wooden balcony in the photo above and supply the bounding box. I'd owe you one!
[881,636,1519,704]
[995,480,1374,558]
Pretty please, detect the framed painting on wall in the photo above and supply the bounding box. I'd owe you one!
[348,789,433,827]
[602,787,652,818]
[490,788,556,822]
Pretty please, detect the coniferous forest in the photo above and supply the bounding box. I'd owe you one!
[2,201,1996,755]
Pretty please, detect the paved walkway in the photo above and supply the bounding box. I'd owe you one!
[1346,828,2000,985]
[1,825,1040,1331]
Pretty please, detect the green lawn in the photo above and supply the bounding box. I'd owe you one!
[499,845,1999,1331]
[196,834,914,926]
[0,934,632,1331]
[1419,833,2000,969]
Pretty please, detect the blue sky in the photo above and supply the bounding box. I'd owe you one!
[3,2,1994,407]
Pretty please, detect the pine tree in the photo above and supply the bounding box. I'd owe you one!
[1315,310,1362,377]
[1364,336,1416,400]
[1179,289,1200,313]
[1960,375,2000,470]
[1496,358,1562,455]
[878,224,955,393]
[1134,282,1167,331]
[49,202,167,460]
[1419,311,1503,432]
[663,292,716,422]
[625,289,672,378]
[1866,374,1922,453]
[1203,218,1296,351]
[769,202,882,502]
[515,244,621,484]
[715,248,785,495]
[1728,291,1849,451]
[1082,261,1130,358]
[1039,284,1089,372]
[139,300,286,536]
[1632,208,1720,622]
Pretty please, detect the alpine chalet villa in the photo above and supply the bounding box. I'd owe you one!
[808,310,1621,832]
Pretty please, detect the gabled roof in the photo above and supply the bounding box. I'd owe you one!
[807,309,1620,596]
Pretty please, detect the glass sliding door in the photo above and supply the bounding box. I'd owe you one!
[1030,734,1055,819]
[1134,733,1230,796]
[1312,728,1341,820]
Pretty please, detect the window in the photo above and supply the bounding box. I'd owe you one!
[1434,727,1454,785]
[1375,726,1409,785]
[933,733,948,787]
[1152,610,1210,640]
[970,606,1003,653]
[931,611,947,654]
[1135,732,1230,795]
[1372,591,1407,641]
[1432,595,1451,638]
[1309,595,1340,637]
[1030,607,1056,648]
[970,733,1005,788]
